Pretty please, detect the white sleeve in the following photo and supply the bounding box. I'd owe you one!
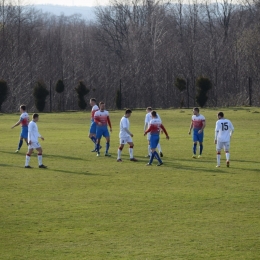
[28,123,32,142]
[215,121,219,140]
[229,121,234,136]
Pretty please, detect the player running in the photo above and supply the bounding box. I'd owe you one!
[215,112,234,167]
[117,109,138,162]
[144,111,169,166]
[11,104,29,153]
[25,113,47,168]
[188,107,206,158]
[94,101,112,157]
[144,107,163,158]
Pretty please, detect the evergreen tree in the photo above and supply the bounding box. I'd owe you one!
[55,79,65,111]
[195,77,212,108]
[33,81,49,112]
[0,80,8,112]
[116,90,122,109]
[75,81,89,110]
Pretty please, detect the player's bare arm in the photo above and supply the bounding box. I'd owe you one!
[188,121,193,134]
[11,120,21,129]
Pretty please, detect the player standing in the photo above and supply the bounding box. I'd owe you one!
[188,107,206,158]
[88,98,100,152]
[144,111,169,166]
[11,105,29,153]
[117,109,138,162]
[144,107,163,157]
[215,112,234,167]
[25,113,47,168]
[94,102,112,157]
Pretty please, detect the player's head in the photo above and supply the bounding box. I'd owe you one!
[193,107,199,115]
[20,105,26,112]
[90,98,96,106]
[125,109,132,118]
[151,110,157,118]
[32,113,39,122]
[99,101,105,110]
[146,107,152,113]
[218,112,224,119]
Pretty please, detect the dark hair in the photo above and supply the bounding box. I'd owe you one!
[218,112,224,118]
[90,98,96,102]
[33,113,39,119]
[125,109,132,114]
[151,110,157,117]
[193,107,199,112]
[20,105,26,111]
[99,101,105,105]
[146,107,152,111]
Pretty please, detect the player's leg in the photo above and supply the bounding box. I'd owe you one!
[224,142,230,167]
[25,147,34,168]
[117,140,124,161]
[198,132,204,158]
[146,133,151,157]
[95,127,102,156]
[128,139,138,161]
[16,136,23,152]
[16,127,27,152]
[157,143,163,157]
[36,146,47,168]
[192,131,198,158]
[147,136,162,166]
[216,141,223,167]
[89,122,97,152]
[104,128,111,156]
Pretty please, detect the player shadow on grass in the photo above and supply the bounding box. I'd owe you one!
[44,154,86,161]
[52,169,99,176]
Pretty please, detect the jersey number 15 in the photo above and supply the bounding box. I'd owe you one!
[221,122,228,131]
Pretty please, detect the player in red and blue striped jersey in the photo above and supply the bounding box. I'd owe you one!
[11,105,29,153]
[89,98,100,152]
[94,101,112,157]
[144,111,169,166]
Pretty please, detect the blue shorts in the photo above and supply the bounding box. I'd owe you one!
[20,127,28,139]
[89,121,97,134]
[150,134,160,149]
[96,126,110,139]
[193,130,204,143]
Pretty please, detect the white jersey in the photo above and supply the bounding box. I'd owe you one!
[119,116,131,138]
[144,112,161,131]
[215,118,234,142]
[28,121,41,143]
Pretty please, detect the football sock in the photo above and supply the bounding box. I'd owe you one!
[117,147,122,159]
[129,146,133,158]
[96,143,100,153]
[157,143,162,153]
[25,154,30,166]
[148,145,151,156]
[199,144,203,155]
[225,152,230,161]
[154,151,162,164]
[106,142,110,153]
[90,136,96,144]
[18,139,23,150]
[193,143,197,154]
[217,152,221,165]
[38,153,43,166]
[149,152,155,164]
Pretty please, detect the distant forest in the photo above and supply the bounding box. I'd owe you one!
[0,0,260,112]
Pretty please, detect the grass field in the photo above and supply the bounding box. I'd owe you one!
[0,108,260,260]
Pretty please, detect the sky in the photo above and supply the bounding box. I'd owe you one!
[32,0,110,6]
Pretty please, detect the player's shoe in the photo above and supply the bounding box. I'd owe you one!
[117,159,122,162]
[145,155,150,158]
[130,158,138,162]
[159,152,163,157]
[25,165,32,168]
[105,153,111,157]
[157,162,163,166]
[192,154,197,158]
[15,149,19,153]
[91,149,96,152]
[226,161,230,167]
[39,164,47,168]
[198,155,202,158]
[216,165,220,168]
[146,163,152,166]
[96,152,100,157]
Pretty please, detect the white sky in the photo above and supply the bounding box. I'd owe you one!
[32,0,109,6]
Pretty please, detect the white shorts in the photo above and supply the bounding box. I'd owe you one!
[119,136,133,145]
[147,132,151,141]
[28,142,41,150]
[216,141,230,151]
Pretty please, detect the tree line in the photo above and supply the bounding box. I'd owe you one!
[0,0,259,112]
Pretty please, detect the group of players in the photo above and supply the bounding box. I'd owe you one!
[11,99,234,168]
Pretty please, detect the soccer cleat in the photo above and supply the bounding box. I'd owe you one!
[226,161,230,167]
[192,154,197,158]
[39,164,47,168]
[130,158,138,162]
[117,159,122,162]
[198,155,202,158]
[15,149,19,153]
[145,155,150,158]
[159,152,163,157]
[157,162,163,166]
[216,165,220,168]
[25,165,32,168]
[105,153,111,157]
[146,163,152,166]
[96,152,100,157]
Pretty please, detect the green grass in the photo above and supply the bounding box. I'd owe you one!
[0,108,260,260]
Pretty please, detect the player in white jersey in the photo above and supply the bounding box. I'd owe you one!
[24,113,47,168]
[214,112,234,167]
[144,107,163,157]
[117,109,138,162]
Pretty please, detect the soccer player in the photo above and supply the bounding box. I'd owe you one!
[188,107,206,158]
[214,112,234,167]
[11,104,29,153]
[88,98,100,152]
[144,111,169,166]
[25,113,47,168]
[117,109,138,162]
[144,107,163,157]
[94,101,112,157]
